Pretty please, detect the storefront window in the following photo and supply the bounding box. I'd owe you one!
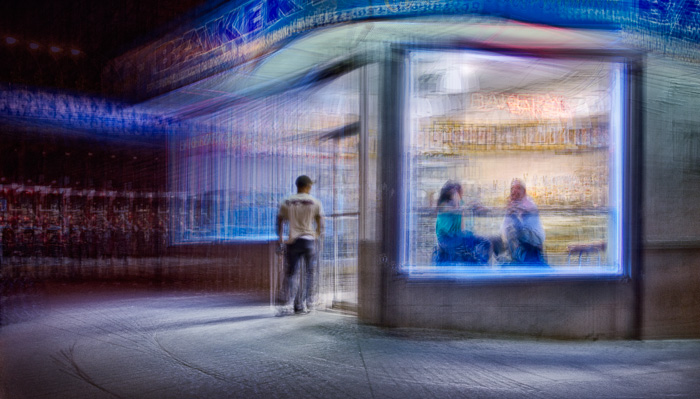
[402,49,625,277]
[169,70,361,243]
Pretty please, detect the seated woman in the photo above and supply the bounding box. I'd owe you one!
[499,179,547,265]
[433,180,491,265]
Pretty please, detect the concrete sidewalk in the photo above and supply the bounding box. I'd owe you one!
[2,283,700,399]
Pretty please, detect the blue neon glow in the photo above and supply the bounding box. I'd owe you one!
[0,88,175,138]
[611,63,625,275]
[402,55,413,274]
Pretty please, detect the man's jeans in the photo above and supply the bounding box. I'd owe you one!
[280,238,316,310]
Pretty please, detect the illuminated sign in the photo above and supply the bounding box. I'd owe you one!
[110,0,700,99]
[471,92,571,119]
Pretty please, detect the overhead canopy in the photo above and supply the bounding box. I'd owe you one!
[142,17,625,122]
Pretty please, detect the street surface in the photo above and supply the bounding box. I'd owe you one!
[2,283,699,398]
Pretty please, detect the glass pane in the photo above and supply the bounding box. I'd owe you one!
[402,49,624,277]
[169,70,361,243]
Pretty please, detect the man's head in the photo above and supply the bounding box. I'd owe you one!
[295,175,313,193]
[510,179,526,202]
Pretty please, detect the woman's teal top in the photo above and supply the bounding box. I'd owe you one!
[436,209,462,239]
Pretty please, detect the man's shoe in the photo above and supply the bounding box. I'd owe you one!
[294,307,311,315]
[275,305,294,317]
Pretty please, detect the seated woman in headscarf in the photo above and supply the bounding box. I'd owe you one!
[434,180,491,264]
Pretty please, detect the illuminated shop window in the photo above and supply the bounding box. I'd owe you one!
[169,70,360,243]
[402,49,626,277]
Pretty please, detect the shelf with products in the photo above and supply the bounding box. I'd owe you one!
[414,116,610,154]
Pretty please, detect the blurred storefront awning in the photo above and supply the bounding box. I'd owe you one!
[141,17,625,122]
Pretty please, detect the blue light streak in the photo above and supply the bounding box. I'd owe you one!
[0,88,176,138]
[611,62,626,276]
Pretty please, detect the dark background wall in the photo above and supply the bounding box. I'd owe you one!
[0,0,209,97]
[0,128,166,191]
